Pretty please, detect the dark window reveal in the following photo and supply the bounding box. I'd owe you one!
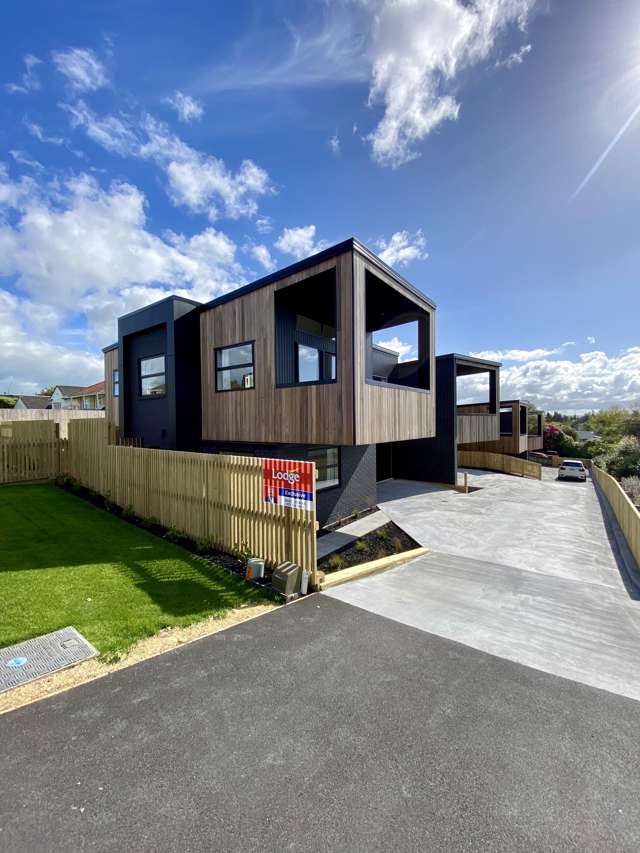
[139,355,166,397]
[216,342,255,392]
[309,447,339,491]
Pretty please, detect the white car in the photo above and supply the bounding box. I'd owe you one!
[557,460,587,481]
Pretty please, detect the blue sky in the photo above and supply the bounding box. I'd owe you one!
[1,0,639,411]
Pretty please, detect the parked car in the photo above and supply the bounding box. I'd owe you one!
[557,460,587,482]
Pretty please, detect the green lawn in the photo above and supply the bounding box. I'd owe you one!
[0,484,272,658]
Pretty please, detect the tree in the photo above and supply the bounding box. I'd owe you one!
[622,410,640,440]
[585,408,628,442]
[596,436,640,479]
[39,386,55,397]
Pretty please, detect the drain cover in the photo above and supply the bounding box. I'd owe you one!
[0,627,98,693]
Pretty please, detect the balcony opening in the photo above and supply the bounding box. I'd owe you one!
[519,405,528,435]
[528,411,543,437]
[365,270,430,390]
[274,270,337,387]
[500,406,514,435]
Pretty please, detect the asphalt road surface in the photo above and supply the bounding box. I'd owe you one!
[1,596,639,852]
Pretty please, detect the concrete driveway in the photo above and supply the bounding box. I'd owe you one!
[326,469,640,702]
[2,596,640,852]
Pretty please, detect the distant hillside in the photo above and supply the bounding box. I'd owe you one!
[0,396,17,409]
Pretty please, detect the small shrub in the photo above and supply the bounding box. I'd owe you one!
[196,537,214,555]
[355,540,368,554]
[376,527,389,542]
[164,527,188,544]
[391,536,403,553]
[328,554,344,571]
[622,476,640,506]
[140,515,160,531]
[234,541,254,565]
[351,509,360,519]
[121,505,136,522]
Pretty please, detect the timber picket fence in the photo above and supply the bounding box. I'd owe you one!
[65,420,318,578]
[0,408,104,438]
[458,449,542,480]
[0,420,62,483]
[592,465,640,568]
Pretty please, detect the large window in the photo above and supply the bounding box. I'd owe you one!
[216,342,255,392]
[309,447,339,491]
[296,344,335,384]
[139,355,166,397]
[112,369,120,398]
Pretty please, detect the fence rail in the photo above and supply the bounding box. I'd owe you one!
[458,449,542,480]
[0,408,104,438]
[65,420,318,577]
[592,465,640,567]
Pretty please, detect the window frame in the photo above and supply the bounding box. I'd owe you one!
[215,340,256,393]
[138,354,166,399]
[112,368,120,398]
[308,446,341,492]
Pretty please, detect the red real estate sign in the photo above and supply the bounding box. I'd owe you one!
[262,458,315,512]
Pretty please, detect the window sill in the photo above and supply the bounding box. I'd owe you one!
[276,380,337,389]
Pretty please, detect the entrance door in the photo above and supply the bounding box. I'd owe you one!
[376,443,393,481]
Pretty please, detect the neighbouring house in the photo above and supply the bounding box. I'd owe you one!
[576,429,600,442]
[458,398,543,456]
[103,238,436,526]
[69,381,106,411]
[14,394,51,410]
[49,385,86,410]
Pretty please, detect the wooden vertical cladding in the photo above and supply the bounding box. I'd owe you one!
[457,413,500,444]
[201,251,354,446]
[352,249,435,444]
[459,400,538,455]
[104,347,119,428]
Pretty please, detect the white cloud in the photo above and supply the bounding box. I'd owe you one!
[0,168,245,345]
[366,0,536,167]
[9,150,43,172]
[274,225,327,260]
[61,106,273,221]
[499,349,640,412]
[376,336,416,362]
[52,47,109,92]
[495,43,532,69]
[61,100,138,156]
[470,342,576,363]
[0,289,103,394]
[24,121,65,146]
[329,132,340,155]
[375,229,428,267]
[456,347,640,411]
[164,90,204,123]
[255,216,272,234]
[248,243,276,272]
[5,54,42,95]
[587,335,596,345]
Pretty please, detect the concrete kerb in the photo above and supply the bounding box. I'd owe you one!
[318,547,429,590]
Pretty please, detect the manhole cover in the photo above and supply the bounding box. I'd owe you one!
[0,627,98,693]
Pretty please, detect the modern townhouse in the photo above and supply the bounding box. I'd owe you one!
[103,238,436,526]
[458,397,543,456]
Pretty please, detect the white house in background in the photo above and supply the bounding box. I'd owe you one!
[14,394,51,410]
[69,381,106,410]
[49,385,85,409]
[576,429,600,442]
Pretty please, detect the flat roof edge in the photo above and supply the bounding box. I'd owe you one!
[438,352,502,368]
[102,342,118,353]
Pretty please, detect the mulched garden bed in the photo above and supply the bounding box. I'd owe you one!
[318,521,420,574]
